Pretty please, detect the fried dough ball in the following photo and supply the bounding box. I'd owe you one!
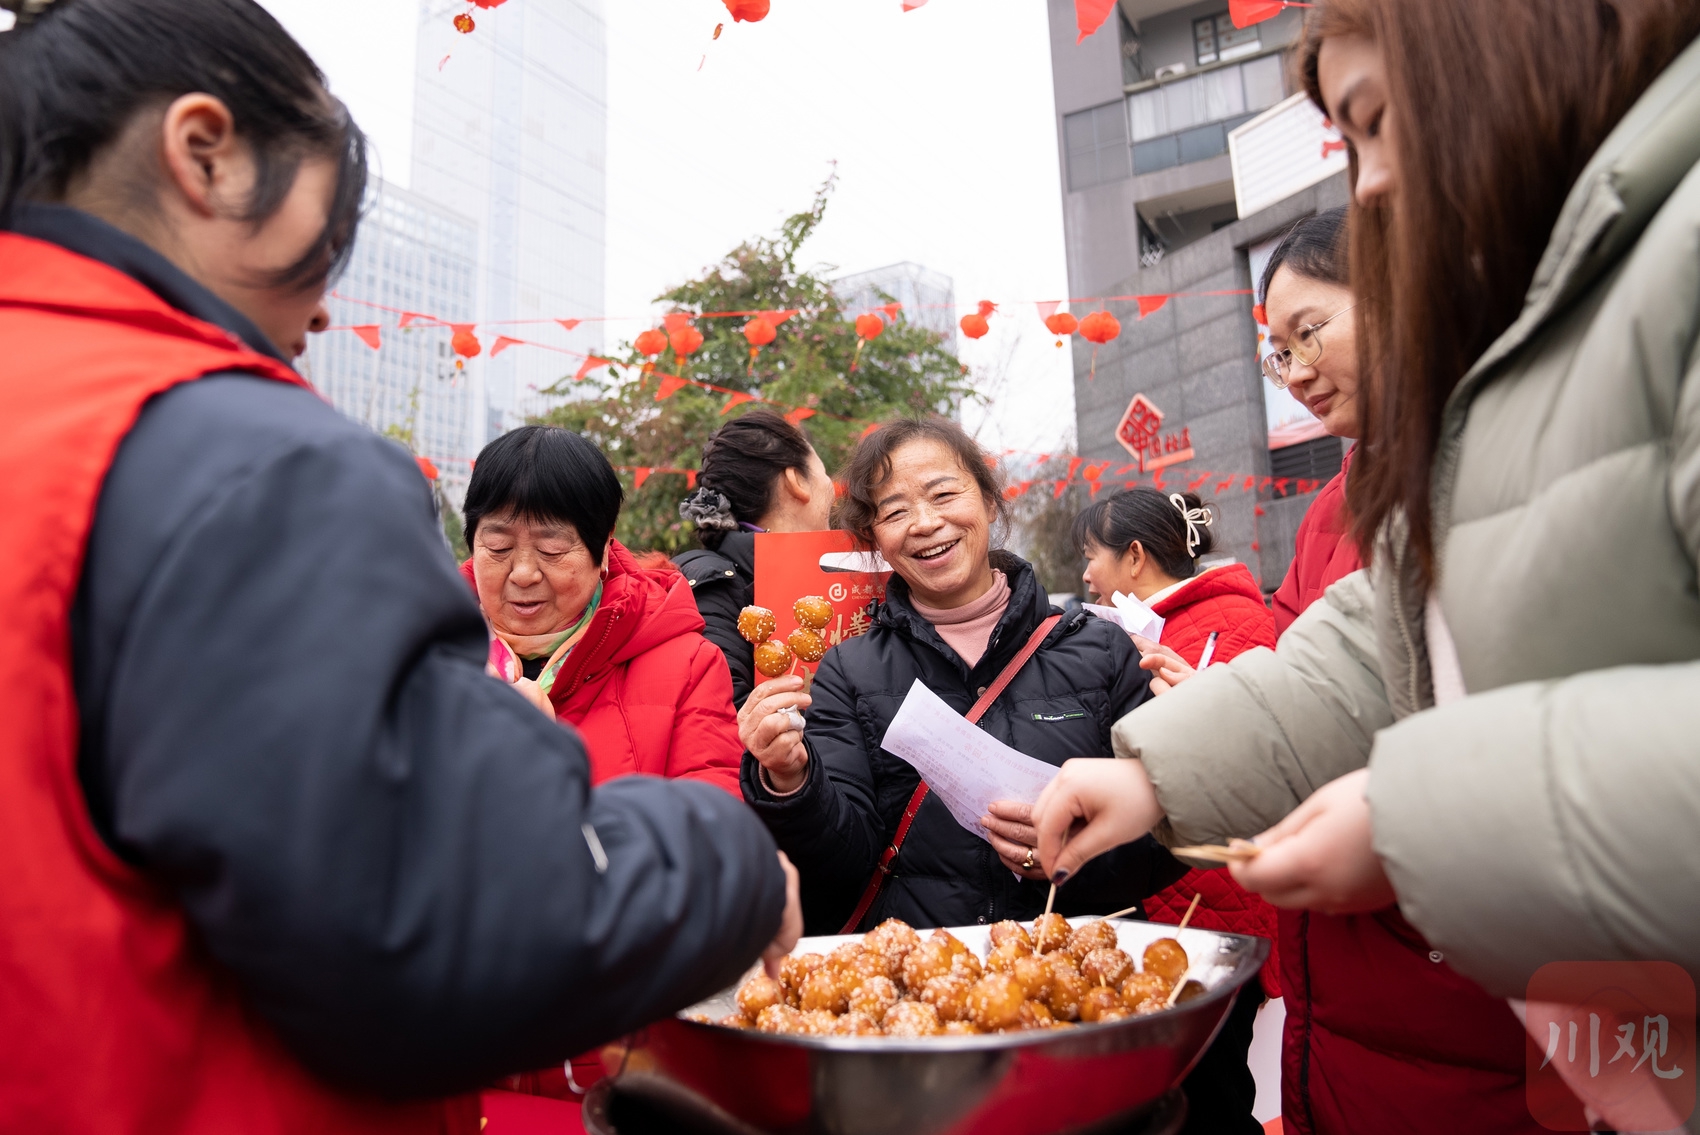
[1066,920,1120,962]
[1047,964,1089,1021]
[863,919,922,981]
[950,950,984,982]
[799,967,850,1014]
[988,920,1034,952]
[737,606,776,644]
[1011,953,1054,1000]
[919,974,973,1022]
[882,1001,943,1037]
[1079,985,1125,1023]
[1032,913,1071,954]
[985,941,1029,974]
[787,627,827,664]
[942,1020,984,1036]
[930,928,969,956]
[1120,971,1172,1014]
[736,973,785,1020]
[793,595,834,631]
[1143,938,1189,984]
[1081,947,1134,989]
[779,953,827,1006]
[799,1009,841,1035]
[1018,999,1055,1030]
[756,1004,804,1034]
[901,940,955,991]
[848,975,900,1022]
[754,639,794,678]
[833,1011,885,1037]
[967,973,1027,1032]
[829,943,888,987]
[716,1013,752,1029]
[1173,979,1208,1005]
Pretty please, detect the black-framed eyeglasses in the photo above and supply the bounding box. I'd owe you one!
[1261,304,1355,389]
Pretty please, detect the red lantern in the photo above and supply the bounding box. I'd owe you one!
[450,327,482,358]
[723,0,770,21]
[635,329,668,357]
[453,13,475,32]
[1078,310,1120,382]
[959,313,989,339]
[854,313,885,340]
[743,316,777,347]
[1044,311,1078,347]
[1079,310,1121,344]
[472,0,509,6]
[669,325,704,357]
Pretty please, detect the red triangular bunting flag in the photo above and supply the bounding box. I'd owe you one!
[1114,463,1139,477]
[1229,0,1287,29]
[1274,477,1291,493]
[574,355,612,381]
[1066,456,1085,480]
[860,422,882,440]
[1188,472,1212,491]
[351,325,382,350]
[415,456,439,480]
[686,470,699,489]
[490,335,525,357]
[902,0,928,9]
[1053,480,1069,499]
[399,312,431,328]
[783,407,817,424]
[1090,480,1107,497]
[449,323,477,335]
[1075,0,1115,42]
[1136,295,1170,319]
[632,467,653,489]
[557,318,581,332]
[761,309,798,328]
[1036,300,1062,320]
[881,302,902,321]
[720,391,756,415]
[655,374,691,400]
[1216,476,1236,493]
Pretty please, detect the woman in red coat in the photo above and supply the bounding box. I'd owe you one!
[463,426,742,796]
[1073,487,1275,1135]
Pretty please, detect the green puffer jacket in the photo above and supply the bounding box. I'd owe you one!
[1112,35,1700,1002]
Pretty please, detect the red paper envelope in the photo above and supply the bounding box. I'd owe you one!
[754,532,892,676]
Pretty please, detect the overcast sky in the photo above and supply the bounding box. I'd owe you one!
[258,0,1077,452]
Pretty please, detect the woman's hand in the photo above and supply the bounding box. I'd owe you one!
[738,676,812,794]
[760,852,804,979]
[1032,759,1165,884]
[487,661,557,720]
[1131,633,1195,695]
[1229,769,1397,914]
[982,801,1048,880]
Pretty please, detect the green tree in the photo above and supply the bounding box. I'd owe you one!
[1005,454,1090,597]
[538,175,973,555]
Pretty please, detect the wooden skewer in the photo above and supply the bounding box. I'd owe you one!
[1160,893,1204,1010]
[1043,882,1057,917]
[1100,902,1142,921]
[1169,839,1261,864]
[1175,892,1202,933]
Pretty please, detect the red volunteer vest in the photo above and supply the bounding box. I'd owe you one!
[0,233,476,1134]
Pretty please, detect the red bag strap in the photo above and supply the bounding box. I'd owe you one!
[838,613,1063,934]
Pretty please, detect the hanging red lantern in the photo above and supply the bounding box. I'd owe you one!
[960,312,989,339]
[669,324,705,357]
[453,13,475,32]
[1078,310,1120,382]
[854,313,885,340]
[723,0,770,21]
[635,328,669,357]
[743,316,777,347]
[1045,311,1078,347]
[451,326,482,358]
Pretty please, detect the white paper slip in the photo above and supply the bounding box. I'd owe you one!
[878,679,1061,841]
[1111,590,1165,641]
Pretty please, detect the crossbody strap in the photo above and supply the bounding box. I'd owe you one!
[838,613,1063,933]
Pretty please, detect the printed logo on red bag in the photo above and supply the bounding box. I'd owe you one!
[1526,961,1694,1131]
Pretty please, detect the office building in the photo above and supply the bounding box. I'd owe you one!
[1047,0,1350,591]
[835,261,959,350]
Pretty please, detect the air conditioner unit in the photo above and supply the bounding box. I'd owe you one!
[1154,62,1188,81]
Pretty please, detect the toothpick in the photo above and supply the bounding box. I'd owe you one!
[1175,892,1202,933]
[1170,840,1261,864]
[1100,902,1142,921]
[1043,883,1057,917]
[1161,894,1203,1010]
[1164,973,1189,1010]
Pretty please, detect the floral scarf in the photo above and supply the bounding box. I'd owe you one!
[487,581,602,697]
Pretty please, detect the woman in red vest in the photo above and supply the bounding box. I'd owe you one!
[0,2,797,1131]
[1072,487,1276,1135]
[464,425,743,797]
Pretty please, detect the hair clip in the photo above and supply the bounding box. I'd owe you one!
[1169,493,1213,557]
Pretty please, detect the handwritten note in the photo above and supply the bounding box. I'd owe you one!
[879,680,1061,841]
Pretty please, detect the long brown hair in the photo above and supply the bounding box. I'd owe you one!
[1300,0,1700,579]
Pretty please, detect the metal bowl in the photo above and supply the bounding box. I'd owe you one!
[606,917,1267,1135]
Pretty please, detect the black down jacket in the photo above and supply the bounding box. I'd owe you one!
[675,531,757,707]
[742,551,1186,934]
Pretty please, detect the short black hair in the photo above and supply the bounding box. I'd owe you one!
[838,417,1007,549]
[693,410,817,549]
[0,0,367,290]
[1070,488,1214,581]
[1258,206,1349,305]
[463,427,624,565]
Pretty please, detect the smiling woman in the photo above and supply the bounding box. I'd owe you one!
[738,417,1186,935]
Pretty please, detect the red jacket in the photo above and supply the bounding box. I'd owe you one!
[1137,564,1283,997]
[462,542,741,796]
[1270,462,1547,1135]
[0,233,468,1134]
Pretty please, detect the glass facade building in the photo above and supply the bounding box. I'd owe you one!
[834,262,959,352]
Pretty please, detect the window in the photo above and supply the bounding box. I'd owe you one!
[1063,102,1131,191]
[1194,12,1260,66]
